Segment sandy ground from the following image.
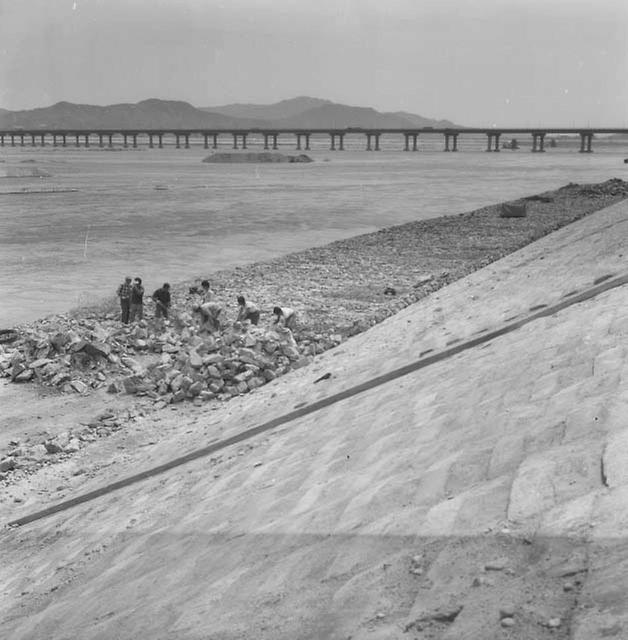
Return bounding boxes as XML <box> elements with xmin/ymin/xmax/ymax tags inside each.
<box><xmin>2</xmin><ymin>192</ymin><xmax>628</xmax><ymax>639</ymax></box>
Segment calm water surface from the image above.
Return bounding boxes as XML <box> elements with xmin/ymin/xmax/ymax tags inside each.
<box><xmin>1</xmin><ymin>136</ymin><xmax>626</xmax><ymax>326</ymax></box>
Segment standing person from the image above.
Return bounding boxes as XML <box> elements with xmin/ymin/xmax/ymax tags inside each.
<box><xmin>200</xmin><ymin>280</ymin><xmax>215</xmax><ymax>303</ymax></box>
<box><xmin>116</xmin><ymin>276</ymin><xmax>132</xmax><ymax>324</ymax></box>
<box><xmin>129</xmin><ymin>277</ymin><xmax>144</xmax><ymax>322</ymax></box>
<box><xmin>273</xmin><ymin>306</ymin><xmax>296</xmax><ymax>330</ymax></box>
<box><xmin>236</xmin><ymin>296</ymin><xmax>260</xmax><ymax>325</ymax></box>
<box><xmin>152</xmin><ymin>283</ymin><xmax>171</xmax><ymax>319</ymax></box>
<box><xmin>193</xmin><ymin>301</ymin><xmax>224</xmax><ymax>332</ymax></box>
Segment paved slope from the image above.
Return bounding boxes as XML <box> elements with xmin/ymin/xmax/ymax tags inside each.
<box><xmin>2</xmin><ymin>202</ymin><xmax>628</xmax><ymax>639</ymax></box>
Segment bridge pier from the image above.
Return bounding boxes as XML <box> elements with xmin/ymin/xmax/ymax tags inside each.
<box><xmin>329</xmin><ymin>133</ymin><xmax>344</xmax><ymax>151</ymax></box>
<box><xmin>84</xmin><ymin>134</ymin><xmax>89</xmax><ymax>147</ymax></box>
<box><xmin>149</xmin><ymin>134</ymin><xmax>154</xmax><ymax>149</ymax></box>
<box><xmin>531</xmin><ymin>132</ymin><xmax>546</xmax><ymax>152</ymax></box>
<box><xmin>108</xmin><ymin>134</ymin><xmax>113</xmax><ymax>148</ymax></box>
<box><xmin>304</xmin><ymin>133</ymin><xmax>311</xmax><ymax>150</ymax></box>
<box><xmin>99</xmin><ymin>134</ymin><xmax>104</xmax><ymax>148</ymax></box>
<box><xmin>404</xmin><ymin>133</ymin><xmax>419</xmax><ymax>151</ymax></box>
<box><xmin>31</xmin><ymin>134</ymin><xmax>36</xmax><ymax>147</ymax></box>
<box><xmin>579</xmin><ymin>132</ymin><xmax>593</xmax><ymax>153</ymax></box>
<box><xmin>1</xmin><ymin>134</ymin><xmax>5</xmax><ymax>147</ymax></box>
<box><xmin>175</xmin><ymin>134</ymin><xmax>181</xmax><ymax>149</ymax></box>
<box><xmin>123</xmin><ymin>134</ymin><xmax>129</xmax><ymax>148</ymax></box>
<box><xmin>204</xmin><ymin>134</ymin><xmax>209</xmax><ymax>149</ymax></box>
<box><xmin>11</xmin><ymin>134</ymin><xmax>15</xmax><ymax>146</ymax></box>
<box><xmin>486</xmin><ymin>132</ymin><xmax>501</xmax><ymax>151</ymax></box>
<box><xmin>75</xmin><ymin>134</ymin><xmax>80</xmax><ymax>147</ymax></box>
<box><xmin>40</xmin><ymin>134</ymin><xmax>45</xmax><ymax>146</ymax></box>
<box><xmin>132</xmin><ymin>134</ymin><xmax>137</xmax><ymax>148</ymax></box>
<box><xmin>184</xmin><ymin>133</ymin><xmax>190</xmax><ymax>149</ymax></box>
<box><xmin>158</xmin><ymin>134</ymin><xmax>163</xmax><ymax>149</ymax></box>
<box><xmin>213</xmin><ymin>134</ymin><xmax>218</xmax><ymax>149</ymax></box>
<box><xmin>232</xmin><ymin>133</ymin><xmax>248</xmax><ymax>149</ymax></box>
<box><xmin>62</xmin><ymin>134</ymin><xmax>67</xmax><ymax>147</ymax></box>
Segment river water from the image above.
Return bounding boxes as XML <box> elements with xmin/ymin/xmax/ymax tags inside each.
<box><xmin>1</xmin><ymin>134</ymin><xmax>626</xmax><ymax>326</ymax></box>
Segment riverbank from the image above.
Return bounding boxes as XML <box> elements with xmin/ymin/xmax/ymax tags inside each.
<box><xmin>4</xmin><ymin>192</ymin><xmax>628</xmax><ymax>640</ymax></box>
<box><xmin>1</xmin><ymin>178</ymin><xmax>627</xmax><ymax>484</ymax></box>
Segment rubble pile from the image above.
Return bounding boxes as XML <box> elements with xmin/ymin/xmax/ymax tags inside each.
<box><xmin>561</xmin><ymin>178</ymin><xmax>628</xmax><ymax>198</ymax></box>
<box><xmin>0</xmin><ymin>408</ymin><xmax>145</xmax><ymax>481</ymax></box>
<box><xmin>114</xmin><ymin>322</ymin><xmax>344</xmax><ymax>407</ymax></box>
<box><xmin>0</xmin><ymin>312</ymin><xmax>344</xmax><ymax>405</ymax></box>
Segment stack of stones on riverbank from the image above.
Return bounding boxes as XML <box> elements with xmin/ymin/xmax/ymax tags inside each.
<box><xmin>0</xmin><ymin>315</ymin><xmax>338</xmax><ymax>404</ymax></box>
<box><xmin>2</xmin><ymin>179</ymin><xmax>627</xmax><ymax>407</ymax></box>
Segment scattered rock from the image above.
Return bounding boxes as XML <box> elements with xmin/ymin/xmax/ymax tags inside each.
<box><xmin>0</xmin><ymin>458</ymin><xmax>16</xmax><ymax>472</ymax></box>
<box><xmin>485</xmin><ymin>559</ymin><xmax>508</xmax><ymax>571</ymax></box>
<box><xmin>501</xmin><ymin>617</ymin><xmax>515</xmax><ymax>628</ymax></box>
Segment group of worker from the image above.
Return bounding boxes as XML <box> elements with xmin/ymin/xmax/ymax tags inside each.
<box><xmin>116</xmin><ymin>276</ymin><xmax>296</xmax><ymax>331</ymax></box>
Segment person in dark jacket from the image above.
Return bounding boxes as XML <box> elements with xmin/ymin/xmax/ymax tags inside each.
<box><xmin>129</xmin><ymin>277</ymin><xmax>144</xmax><ymax>322</ymax></box>
<box><xmin>116</xmin><ymin>276</ymin><xmax>132</xmax><ymax>324</ymax></box>
<box><xmin>152</xmin><ymin>283</ymin><xmax>171</xmax><ymax>319</ymax></box>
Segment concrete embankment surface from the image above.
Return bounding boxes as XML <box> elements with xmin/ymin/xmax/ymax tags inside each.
<box><xmin>3</xmin><ymin>201</ymin><xmax>628</xmax><ymax>639</ymax></box>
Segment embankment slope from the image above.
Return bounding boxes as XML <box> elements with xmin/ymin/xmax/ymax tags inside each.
<box><xmin>2</xmin><ymin>201</ymin><xmax>628</xmax><ymax>639</ymax></box>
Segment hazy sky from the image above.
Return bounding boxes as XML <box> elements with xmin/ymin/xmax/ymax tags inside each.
<box><xmin>1</xmin><ymin>0</ymin><xmax>627</xmax><ymax>126</ymax></box>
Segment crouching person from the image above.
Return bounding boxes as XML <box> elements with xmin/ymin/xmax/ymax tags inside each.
<box><xmin>193</xmin><ymin>301</ymin><xmax>225</xmax><ymax>332</ymax></box>
<box><xmin>273</xmin><ymin>306</ymin><xmax>296</xmax><ymax>330</ymax></box>
<box><xmin>236</xmin><ymin>296</ymin><xmax>260</xmax><ymax>325</ymax></box>
<box><xmin>152</xmin><ymin>283</ymin><xmax>171</xmax><ymax>319</ymax></box>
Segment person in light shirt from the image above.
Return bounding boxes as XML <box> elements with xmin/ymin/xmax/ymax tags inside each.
<box><xmin>236</xmin><ymin>296</ymin><xmax>260</xmax><ymax>325</ymax></box>
<box><xmin>193</xmin><ymin>301</ymin><xmax>224</xmax><ymax>332</ymax></box>
<box><xmin>272</xmin><ymin>306</ymin><xmax>296</xmax><ymax>330</ymax></box>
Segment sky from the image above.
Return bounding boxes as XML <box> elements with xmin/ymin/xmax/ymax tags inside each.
<box><xmin>0</xmin><ymin>0</ymin><xmax>627</xmax><ymax>126</ymax></box>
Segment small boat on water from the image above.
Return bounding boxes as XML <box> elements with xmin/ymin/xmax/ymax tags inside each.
<box><xmin>502</xmin><ymin>138</ymin><xmax>520</xmax><ymax>150</ymax></box>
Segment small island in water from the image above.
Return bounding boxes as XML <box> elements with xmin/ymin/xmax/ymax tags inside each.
<box><xmin>202</xmin><ymin>152</ymin><xmax>313</xmax><ymax>164</ymax></box>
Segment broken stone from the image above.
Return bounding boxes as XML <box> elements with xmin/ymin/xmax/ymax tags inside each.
<box><xmin>188</xmin><ymin>381</ymin><xmax>203</xmax><ymax>396</ymax></box>
<box><xmin>64</xmin><ymin>438</ymin><xmax>81</xmax><ymax>453</ymax></box>
<box><xmin>189</xmin><ymin>351</ymin><xmax>203</xmax><ymax>368</ymax></box>
<box><xmin>70</xmin><ymin>379</ymin><xmax>88</xmax><ymax>393</ymax></box>
<box><xmin>547</xmin><ymin>618</ymin><xmax>562</xmax><ymax>629</ymax></box>
<box><xmin>29</xmin><ymin>358</ymin><xmax>54</xmax><ymax>369</ymax></box>
<box><xmin>44</xmin><ymin>441</ymin><xmax>63</xmax><ymax>454</ymax></box>
<box><xmin>0</xmin><ymin>458</ymin><xmax>16</xmax><ymax>472</ymax></box>
<box><xmin>485</xmin><ymin>559</ymin><xmax>508</xmax><ymax>571</ymax></box>
<box><xmin>78</xmin><ymin>341</ymin><xmax>111</xmax><ymax>359</ymax></box>
<box><xmin>14</xmin><ymin>368</ymin><xmax>34</xmax><ymax>382</ymax></box>
<box><xmin>501</xmin><ymin>617</ymin><xmax>515</xmax><ymax>628</ymax></box>
<box><xmin>26</xmin><ymin>444</ymin><xmax>48</xmax><ymax>460</ymax></box>
<box><xmin>107</xmin><ymin>380</ymin><xmax>123</xmax><ymax>394</ymax></box>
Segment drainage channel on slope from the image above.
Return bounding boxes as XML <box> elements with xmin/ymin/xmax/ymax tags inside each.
<box><xmin>7</xmin><ymin>273</ymin><xmax>628</xmax><ymax>528</ymax></box>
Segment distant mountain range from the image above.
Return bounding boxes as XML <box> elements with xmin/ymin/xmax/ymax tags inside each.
<box><xmin>0</xmin><ymin>97</ymin><xmax>460</xmax><ymax>130</ymax></box>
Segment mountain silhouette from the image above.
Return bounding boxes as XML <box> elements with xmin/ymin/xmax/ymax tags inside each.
<box><xmin>0</xmin><ymin>97</ymin><xmax>460</xmax><ymax>130</ymax></box>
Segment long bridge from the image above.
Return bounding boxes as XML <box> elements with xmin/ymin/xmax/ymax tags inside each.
<box><xmin>1</xmin><ymin>127</ymin><xmax>626</xmax><ymax>152</ymax></box>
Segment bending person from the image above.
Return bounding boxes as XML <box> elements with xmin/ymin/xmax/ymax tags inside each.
<box><xmin>152</xmin><ymin>283</ymin><xmax>171</xmax><ymax>319</ymax></box>
<box><xmin>272</xmin><ymin>306</ymin><xmax>296</xmax><ymax>330</ymax></box>
<box><xmin>236</xmin><ymin>296</ymin><xmax>260</xmax><ymax>325</ymax></box>
<box><xmin>193</xmin><ymin>301</ymin><xmax>225</xmax><ymax>332</ymax></box>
